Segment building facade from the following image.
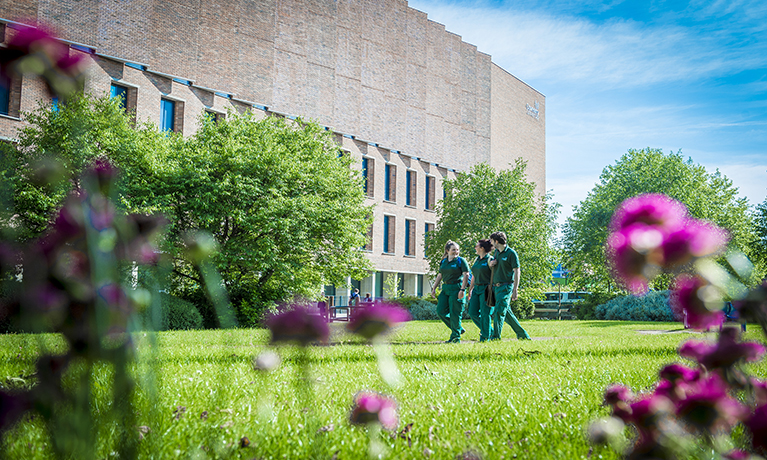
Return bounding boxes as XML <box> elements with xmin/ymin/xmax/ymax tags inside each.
<box><xmin>0</xmin><ymin>0</ymin><xmax>545</xmax><ymax>302</ymax></box>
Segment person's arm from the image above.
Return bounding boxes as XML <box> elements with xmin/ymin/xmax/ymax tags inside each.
<box><xmin>466</xmin><ymin>272</ymin><xmax>475</xmax><ymax>302</ymax></box>
<box><xmin>511</xmin><ymin>267</ymin><xmax>520</xmax><ymax>301</ymax></box>
<box><xmin>431</xmin><ymin>273</ymin><xmax>442</xmax><ymax>296</ymax></box>
<box><xmin>459</xmin><ymin>271</ymin><xmax>470</xmax><ymax>300</ymax></box>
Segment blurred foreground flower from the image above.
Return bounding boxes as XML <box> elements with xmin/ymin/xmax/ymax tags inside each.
<box><xmin>266</xmin><ymin>306</ymin><xmax>329</xmax><ymax>346</ymax></box>
<box><xmin>671</xmin><ymin>275</ymin><xmax>725</xmax><ymax>330</ymax></box>
<box><xmin>678</xmin><ymin>327</ymin><xmax>765</xmax><ymax>371</ymax></box>
<box><xmin>0</xmin><ymin>23</ymin><xmax>87</xmax><ymax>98</ymax></box>
<box><xmin>347</xmin><ymin>303</ymin><xmax>410</xmax><ymax>340</ymax></box>
<box><xmin>607</xmin><ymin>194</ymin><xmax>728</xmax><ymax>293</ymax></box>
<box><xmin>349</xmin><ymin>391</ymin><xmax>398</xmax><ymax>430</ymax></box>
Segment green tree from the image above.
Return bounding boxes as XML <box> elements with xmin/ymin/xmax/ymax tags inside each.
<box><xmin>424</xmin><ymin>161</ymin><xmax>558</xmax><ymax>318</ymax></box>
<box><xmin>2</xmin><ymin>92</ymin><xmax>168</xmax><ymax>241</ymax></box>
<box><xmin>752</xmin><ymin>197</ymin><xmax>767</xmax><ymax>275</ymax></box>
<box><xmin>561</xmin><ymin>148</ymin><xmax>755</xmax><ymax>292</ymax></box>
<box><xmin>156</xmin><ymin>113</ymin><xmax>373</xmax><ymax>326</ymax></box>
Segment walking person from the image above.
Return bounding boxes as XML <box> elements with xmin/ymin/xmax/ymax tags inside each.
<box><xmin>431</xmin><ymin>241</ymin><xmax>470</xmax><ymax>343</ymax></box>
<box><xmin>466</xmin><ymin>239</ymin><xmax>495</xmax><ymax>342</ymax></box>
<box><xmin>488</xmin><ymin>231</ymin><xmax>531</xmax><ymax>340</ymax></box>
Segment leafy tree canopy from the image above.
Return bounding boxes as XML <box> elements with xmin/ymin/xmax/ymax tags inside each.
<box><xmin>158</xmin><ymin>113</ymin><xmax>373</xmax><ymax>325</ymax></box>
<box><xmin>561</xmin><ymin>148</ymin><xmax>755</xmax><ymax>292</ymax></box>
<box><xmin>425</xmin><ymin>161</ymin><xmax>558</xmax><ymax>317</ymax></box>
<box><xmin>4</xmin><ymin>94</ymin><xmax>373</xmax><ymax>326</ymax></box>
<box><xmin>751</xmin><ymin>197</ymin><xmax>767</xmax><ymax>276</ymax></box>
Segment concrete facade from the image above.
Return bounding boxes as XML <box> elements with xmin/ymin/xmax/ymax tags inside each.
<box><xmin>0</xmin><ymin>0</ymin><xmax>545</xmax><ymax>301</ymax></box>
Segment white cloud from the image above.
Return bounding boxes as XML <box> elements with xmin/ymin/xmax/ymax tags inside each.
<box><xmin>408</xmin><ymin>0</ymin><xmax>767</xmax><ymax>88</ymax></box>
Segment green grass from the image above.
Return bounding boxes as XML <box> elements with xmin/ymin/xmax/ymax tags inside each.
<box><xmin>2</xmin><ymin>320</ymin><xmax>766</xmax><ymax>459</ymax></box>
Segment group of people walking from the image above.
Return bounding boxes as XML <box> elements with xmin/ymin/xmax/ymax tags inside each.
<box><xmin>430</xmin><ymin>231</ymin><xmax>531</xmax><ymax>343</ymax></box>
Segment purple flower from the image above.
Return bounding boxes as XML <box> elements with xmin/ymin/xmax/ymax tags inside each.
<box><xmin>347</xmin><ymin>304</ymin><xmax>410</xmax><ymax>340</ymax></box>
<box><xmin>751</xmin><ymin>378</ymin><xmax>767</xmax><ymax>406</ymax></box>
<box><xmin>606</xmin><ymin>225</ymin><xmax>662</xmax><ymax>293</ymax></box>
<box><xmin>349</xmin><ymin>391</ymin><xmax>398</xmax><ymax>430</ymax></box>
<box><xmin>603</xmin><ymin>384</ymin><xmax>634</xmax><ymax>421</ymax></box>
<box><xmin>662</xmin><ymin>220</ymin><xmax>728</xmax><ymax>268</ymax></box>
<box><xmin>745</xmin><ymin>403</ymin><xmax>767</xmax><ymax>451</ymax></box>
<box><xmin>658</xmin><ymin>363</ymin><xmax>699</xmax><ymax>383</ymax></box>
<box><xmin>266</xmin><ymin>306</ymin><xmax>329</xmax><ymax>346</ymax></box>
<box><xmin>610</xmin><ymin>194</ymin><xmax>687</xmax><ymax>233</ymax></box>
<box><xmin>679</xmin><ymin>327</ymin><xmax>765</xmax><ymax>370</ymax></box>
<box><xmin>671</xmin><ymin>275</ymin><xmax>724</xmax><ymax>330</ymax></box>
<box><xmin>0</xmin><ymin>390</ymin><xmax>32</xmax><ymax>434</ymax></box>
<box><xmin>723</xmin><ymin>450</ymin><xmax>753</xmax><ymax>460</ymax></box>
<box><xmin>675</xmin><ymin>374</ymin><xmax>747</xmax><ymax>433</ymax></box>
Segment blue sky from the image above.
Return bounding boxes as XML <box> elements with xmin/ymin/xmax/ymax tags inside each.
<box><xmin>408</xmin><ymin>0</ymin><xmax>767</xmax><ymax>231</ymax></box>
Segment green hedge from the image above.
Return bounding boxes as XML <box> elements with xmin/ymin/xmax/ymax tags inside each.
<box><xmin>143</xmin><ymin>293</ymin><xmax>204</xmax><ymax>331</ymax></box>
<box><xmin>594</xmin><ymin>290</ymin><xmax>674</xmax><ymax>322</ymax></box>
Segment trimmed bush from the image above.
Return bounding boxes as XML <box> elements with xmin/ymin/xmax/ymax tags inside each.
<box><xmin>571</xmin><ymin>291</ymin><xmax>620</xmax><ymax>320</ymax></box>
<box><xmin>594</xmin><ymin>290</ymin><xmax>674</xmax><ymax>322</ymax></box>
<box><xmin>143</xmin><ymin>293</ymin><xmax>204</xmax><ymax>331</ymax></box>
<box><xmin>390</xmin><ymin>296</ymin><xmax>440</xmax><ymax>321</ymax></box>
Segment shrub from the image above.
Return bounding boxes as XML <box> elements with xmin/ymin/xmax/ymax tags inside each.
<box><xmin>571</xmin><ymin>291</ymin><xmax>620</xmax><ymax>320</ymax></box>
<box><xmin>594</xmin><ymin>290</ymin><xmax>674</xmax><ymax>322</ymax></box>
<box><xmin>143</xmin><ymin>293</ymin><xmax>204</xmax><ymax>331</ymax></box>
<box><xmin>390</xmin><ymin>296</ymin><xmax>440</xmax><ymax>321</ymax></box>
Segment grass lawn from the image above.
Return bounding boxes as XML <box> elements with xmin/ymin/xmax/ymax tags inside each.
<box><xmin>2</xmin><ymin>320</ymin><xmax>766</xmax><ymax>459</ymax></box>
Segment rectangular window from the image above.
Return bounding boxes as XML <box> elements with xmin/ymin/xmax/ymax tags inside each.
<box><xmin>364</xmin><ymin>221</ymin><xmax>373</xmax><ymax>251</ymax></box>
<box><xmin>383</xmin><ymin>215</ymin><xmax>395</xmax><ymax>254</ymax></box>
<box><xmin>0</xmin><ymin>74</ymin><xmax>21</xmax><ymax>118</ymax></box>
<box><xmin>424</xmin><ymin>222</ymin><xmax>435</xmax><ymax>256</ymax></box>
<box><xmin>160</xmin><ymin>98</ymin><xmax>175</xmax><ymax>132</ymax></box>
<box><xmin>406</xmin><ymin>170</ymin><xmax>417</xmax><ymax>207</ymax></box>
<box><xmin>361</xmin><ymin>157</ymin><xmax>374</xmax><ymax>198</ymax></box>
<box><xmin>417</xmin><ymin>274</ymin><xmax>424</xmax><ymax>297</ymax></box>
<box><xmin>405</xmin><ymin>219</ymin><xmax>415</xmax><ymax>256</ymax></box>
<box><xmin>0</xmin><ymin>76</ymin><xmax>9</xmax><ymax>116</ymax></box>
<box><xmin>205</xmin><ymin>110</ymin><xmax>224</xmax><ymax>124</ymax></box>
<box><xmin>425</xmin><ymin>176</ymin><xmax>436</xmax><ymax>210</ymax></box>
<box><xmin>375</xmin><ymin>271</ymin><xmax>384</xmax><ymax>298</ymax></box>
<box><xmin>111</xmin><ymin>83</ymin><xmax>127</xmax><ymax>110</ymax></box>
<box><xmin>384</xmin><ymin>164</ymin><xmax>396</xmax><ymax>202</ymax></box>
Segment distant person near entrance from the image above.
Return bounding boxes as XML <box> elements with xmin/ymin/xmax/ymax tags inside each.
<box><xmin>431</xmin><ymin>240</ymin><xmax>470</xmax><ymax>343</ymax></box>
<box><xmin>488</xmin><ymin>231</ymin><xmax>531</xmax><ymax>340</ymax></box>
<box><xmin>349</xmin><ymin>288</ymin><xmax>360</xmax><ymax>306</ymax></box>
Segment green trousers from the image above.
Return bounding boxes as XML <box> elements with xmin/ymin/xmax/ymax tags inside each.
<box><xmin>468</xmin><ymin>285</ymin><xmax>494</xmax><ymax>342</ymax></box>
<box><xmin>490</xmin><ymin>284</ymin><xmax>530</xmax><ymax>340</ymax></box>
<box><xmin>437</xmin><ymin>284</ymin><xmax>465</xmax><ymax>341</ymax></box>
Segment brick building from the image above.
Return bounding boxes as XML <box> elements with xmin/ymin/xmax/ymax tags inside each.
<box><xmin>0</xmin><ymin>0</ymin><xmax>545</xmax><ymax>303</ymax></box>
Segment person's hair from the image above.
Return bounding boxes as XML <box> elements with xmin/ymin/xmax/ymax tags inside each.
<box><xmin>477</xmin><ymin>239</ymin><xmax>492</xmax><ymax>253</ymax></box>
<box><xmin>490</xmin><ymin>231</ymin><xmax>507</xmax><ymax>245</ymax></box>
<box><xmin>353</xmin><ymin>288</ymin><xmax>359</xmax><ymax>293</ymax></box>
<box><xmin>443</xmin><ymin>240</ymin><xmax>459</xmax><ymax>258</ymax></box>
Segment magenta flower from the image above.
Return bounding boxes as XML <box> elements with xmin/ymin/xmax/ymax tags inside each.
<box><xmin>662</xmin><ymin>221</ymin><xmax>728</xmax><ymax>268</ymax></box>
<box><xmin>347</xmin><ymin>304</ymin><xmax>410</xmax><ymax>340</ymax></box>
<box><xmin>679</xmin><ymin>327</ymin><xmax>765</xmax><ymax>370</ymax></box>
<box><xmin>671</xmin><ymin>275</ymin><xmax>724</xmax><ymax>330</ymax></box>
<box><xmin>745</xmin><ymin>403</ymin><xmax>767</xmax><ymax>451</ymax></box>
<box><xmin>675</xmin><ymin>374</ymin><xmax>747</xmax><ymax>433</ymax></box>
<box><xmin>724</xmin><ymin>450</ymin><xmax>753</xmax><ymax>460</ymax></box>
<box><xmin>610</xmin><ymin>194</ymin><xmax>687</xmax><ymax>233</ymax></box>
<box><xmin>603</xmin><ymin>384</ymin><xmax>634</xmax><ymax>421</ymax></box>
<box><xmin>658</xmin><ymin>363</ymin><xmax>700</xmax><ymax>383</ymax></box>
<box><xmin>266</xmin><ymin>306</ymin><xmax>329</xmax><ymax>346</ymax></box>
<box><xmin>349</xmin><ymin>391</ymin><xmax>398</xmax><ymax>430</ymax></box>
<box><xmin>606</xmin><ymin>225</ymin><xmax>662</xmax><ymax>293</ymax></box>
<box><xmin>752</xmin><ymin>378</ymin><xmax>767</xmax><ymax>406</ymax></box>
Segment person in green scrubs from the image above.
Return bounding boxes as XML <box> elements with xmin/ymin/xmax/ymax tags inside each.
<box><xmin>431</xmin><ymin>240</ymin><xmax>470</xmax><ymax>343</ymax></box>
<box><xmin>466</xmin><ymin>239</ymin><xmax>494</xmax><ymax>342</ymax></box>
<box><xmin>488</xmin><ymin>231</ymin><xmax>531</xmax><ymax>340</ymax></box>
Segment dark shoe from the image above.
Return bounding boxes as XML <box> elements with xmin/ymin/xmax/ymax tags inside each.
<box><xmin>445</xmin><ymin>338</ymin><xmax>460</xmax><ymax>343</ymax></box>
<box><xmin>518</xmin><ymin>336</ymin><xmax>531</xmax><ymax>340</ymax></box>
<box><xmin>460</xmin><ymin>328</ymin><xmax>466</xmax><ymax>335</ymax></box>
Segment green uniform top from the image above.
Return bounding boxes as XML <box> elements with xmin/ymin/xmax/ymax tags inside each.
<box><xmin>492</xmin><ymin>246</ymin><xmax>520</xmax><ymax>284</ymax></box>
<box><xmin>471</xmin><ymin>254</ymin><xmax>493</xmax><ymax>285</ymax></box>
<box><xmin>439</xmin><ymin>256</ymin><xmax>470</xmax><ymax>285</ymax></box>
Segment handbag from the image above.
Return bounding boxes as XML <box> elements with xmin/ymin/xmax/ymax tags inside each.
<box><xmin>485</xmin><ymin>263</ymin><xmax>496</xmax><ymax>307</ymax></box>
